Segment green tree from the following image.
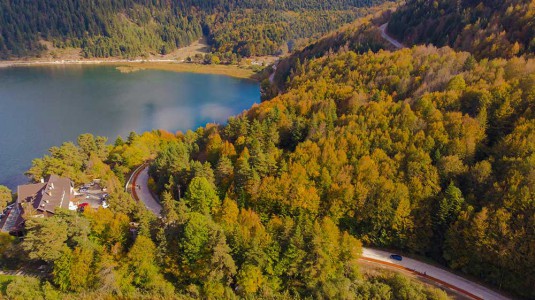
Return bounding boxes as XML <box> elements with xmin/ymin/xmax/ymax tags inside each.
<box><xmin>161</xmin><ymin>191</ymin><xmax>179</xmax><ymax>224</ymax></box>
<box><xmin>0</xmin><ymin>185</ymin><xmax>12</xmax><ymax>211</ymax></box>
<box><xmin>53</xmin><ymin>247</ymin><xmax>73</xmax><ymax>292</ymax></box>
<box><xmin>77</xmin><ymin>133</ymin><xmax>98</xmax><ymax>158</ymax></box>
<box><xmin>185</xmin><ymin>177</ymin><xmax>221</xmax><ymax>215</ymax></box>
<box><xmin>125</xmin><ymin>235</ymin><xmax>174</xmax><ymax>295</ymax></box>
<box><xmin>6</xmin><ymin>276</ymin><xmax>44</xmax><ymax>300</ymax></box>
<box><xmin>436</xmin><ymin>183</ymin><xmax>465</xmax><ymax>229</ymax></box>
<box><xmin>181</xmin><ymin>213</ymin><xmax>211</xmax><ymax>266</ymax></box>
<box><xmin>215</xmin><ymin>156</ymin><xmax>234</xmax><ymax>197</ymax></box>
<box><xmin>23</xmin><ymin>218</ymin><xmax>68</xmax><ymax>262</ymax></box>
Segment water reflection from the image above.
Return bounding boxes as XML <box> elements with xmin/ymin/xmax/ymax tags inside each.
<box><xmin>0</xmin><ymin>66</ymin><xmax>259</xmax><ymax>188</ymax></box>
<box><xmin>200</xmin><ymin>103</ymin><xmax>236</xmax><ymax>124</ymax></box>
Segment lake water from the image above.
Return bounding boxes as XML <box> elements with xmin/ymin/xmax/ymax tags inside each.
<box><xmin>0</xmin><ymin>65</ymin><xmax>260</xmax><ymax>189</ymax></box>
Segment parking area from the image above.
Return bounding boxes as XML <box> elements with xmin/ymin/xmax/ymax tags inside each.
<box><xmin>1</xmin><ymin>203</ymin><xmax>15</xmax><ymax>218</ymax></box>
<box><xmin>73</xmin><ymin>181</ymin><xmax>109</xmax><ymax>210</ymax></box>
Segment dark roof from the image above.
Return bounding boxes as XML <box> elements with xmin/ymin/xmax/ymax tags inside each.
<box><xmin>17</xmin><ymin>182</ymin><xmax>46</xmax><ymax>205</ymax></box>
<box><xmin>17</xmin><ymin>175</ymin><xmax>74</xmax><ymax>215</ymax></box>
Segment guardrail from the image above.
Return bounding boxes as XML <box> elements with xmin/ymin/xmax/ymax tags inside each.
<box><xmin>125</xmin><ymin>163</ymin><xmax>147</xmax><ymax>193</ymax></box>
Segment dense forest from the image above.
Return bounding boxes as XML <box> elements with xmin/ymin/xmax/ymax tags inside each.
<box><xmin>0</xmin><ymin>0</ymin><xmax>534</xmax><ymax>298</ymax></box>
<box><xmin>0</xmin><ymin>134</ymin><xmax>451</xmax><ymax>299</ymax></box>
<box><xmin>0</xmin><ymin>0</ymin><xmax>386</xmax><ymax>59</ymax></box>
<box><xmin>268</xmin><ymin>4</ymin><xmax>395</xmax><ymax>95</ymax></box>
<box><xmin>205</xmin><ymin>9</ymin><xmax>363</xmax><ymax>57</ymax></box>
<box><xmin>156</xmin><ymin>47</ymin><xmax>535</xmax><ymax>297</ymax></box>
<box><xmin>1</xmin><ymin>43</ymin><xmax>533</xmax><ymax>298</ymax></box>
<box><xmin>387</xmin><ymin>0</ymin><xmax>535</xmax><ymax>59</ymax></box>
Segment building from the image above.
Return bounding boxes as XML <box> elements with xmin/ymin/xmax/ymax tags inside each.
<box><xmin>0</xmin><ymin>175</ymin><xmax>75</xmax><ymax>233</ymax></box>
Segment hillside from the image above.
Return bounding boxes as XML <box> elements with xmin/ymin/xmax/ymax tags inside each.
<box><xmin>271</xmin><ymin>0</ymin><xmax>535</xmax><ymax>94</ymax></box>
<box><xmin>0</xmin><ymin>0</ymin><xmax>533</xmax><ymax>298</ymax></box>
<box><xmin>2</xmin><ymin>45</ymin><xmax>530</xmax><ymax>299</ymax></box>
<box><xmin>241</xmin><ymin>47</ymin><xmax>535</xmax><ymax>298</ymax></box>
<box><xmin>0</xmin><ymin>0</ymin><xmax>387</xmax><ymax>59</ymax></box>
<box><xmin>268</xmin><ymin>4</ymin><xmax>396</xmax><ymax>95</ymax></box>
<box><xmin>387</xmin><ymin>0</ymin><xmax>535</xmax><ymax>59</ymax></box>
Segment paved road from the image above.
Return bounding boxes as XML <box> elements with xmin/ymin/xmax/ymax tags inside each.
<box><xmin>132</xmin><ymin>164</ymin><xmax>508</xmax><ymax>300</ymax></box>
<box><xmin>268</xmin><ymin>62</ymin><xmax>277</xmax><ymax>84</ymax></box>
<box><xmin>361</xmin><ymin>248</ymin><xmax>509</xmax><ymax>300</ymax></box>
<box><xmin>133</xmin><ymin>165</ymin><xmax>162</xmax><ymax>216</ymax></box>
<box><xmin>379</xmin><ymin>23</ymin><xmax>404</xmax><ymax>49</ymax></box>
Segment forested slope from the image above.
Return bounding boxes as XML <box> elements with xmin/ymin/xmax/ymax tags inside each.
<box><xmin>191</xmin><ymin>47</ymin><xmax>535</xmax><ymax>297</ymax></box>
<box><xmin>387</xmin><ymin>0</ymin><xmax>535</xmax><ymax>59</ymax></box>
<box><xmin>1</xmin><ymin>139</ymin><xmax>450</xmax><ymax>298</ymax></box>
<box><xmin>268</xmin><ymin>5</ymin><xmax>395</xmax><ymax>95</ymax></box>
<box><xmin>8</xmin><ymin>44</ymin><xmax>533</xmax><ymax>298</ymax></box>
<box><xmin>0</xmin><ymin>0</ymin><xmax>387</xmax><ymax>59</ymax></box>
<box><xmin>0</xmin><ymin>1</ymin><xmax>533</xmax><ymax>298</ymax></box>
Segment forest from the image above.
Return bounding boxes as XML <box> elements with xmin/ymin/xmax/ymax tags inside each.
<box><xmin>0</xmin><ymin>0</ymin><xmax>386</xmax><ymax>59</ymax></box>
<box><xmin>0</xmin><ymin>132</ymin><xmax>450</xmax><ymax>299</ymax></box>
<box><xmin>205</xmin><ymin>9</ymin><xmax>364</xmax><ymax>57</ymax></box>
<box><xmin>0</xmin><ymin>0</ymin><xmax>533</xmax><ymax>298</ymax></box>
<box><xmin>0</xmin><ymin>42</ymin><xmax>533</xmax><ymax>298</ymax></box>
<box><xmin>268</xmin><ymin>4</ymin><xmax>395</xmax><ymax>95</ymax></box>
<box><xmin>387</xmin><ymin>0</ymin><xmax>535</xmax><ymax>59</ymax></box>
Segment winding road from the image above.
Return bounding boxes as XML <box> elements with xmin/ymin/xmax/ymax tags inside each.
<box><xmin>130</xmin><ymin>165</ymin><xmax>509</xmax><ymax>300</ymax></box>
<box><xmin>128</xmin><ymin>164</ymin><xmax>162</xmax><ymax>216</ymax></box>
<box><xmin>379</xmin><ymin>23</ymin><xmax>404</xmax><ymax>49</ymax></box>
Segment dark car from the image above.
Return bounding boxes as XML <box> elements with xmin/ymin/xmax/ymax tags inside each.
<box><xmin>390</xmin><ymin>254</ymin><xmax>403</xmax><ymax>261</ymax></box>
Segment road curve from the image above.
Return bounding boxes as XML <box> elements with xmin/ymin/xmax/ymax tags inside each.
<box><xmin>268</xmin><ymin>62</ymin><xmax>277</xmax><ymax>84</ymax></box>
<box><xmin>379</xmin><ymin>23</ymin><xmax>404</xmax><ymax>49</ymax></box>
<box><xmin>130</xmin><ymin>164</ymin><xmax>162</xmax><ymax>216</ymax></box>
<box><xmin>361</xmin><ymin>248</ymin><xmax>509</xmax><ymax>300</ymax></box>
<box><xmin>132</xmin><ymin>165</ymin><xmax>508</xmax><ymax>300</ymax></box>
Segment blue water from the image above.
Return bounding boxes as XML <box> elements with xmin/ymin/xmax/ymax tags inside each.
<box><xmin>0</xmin><ymin>65</ymin><xmax>259</xmax><ymax>189</ymax></box>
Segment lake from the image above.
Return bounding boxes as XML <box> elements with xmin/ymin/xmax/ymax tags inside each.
<box><xmin>0</xmin><ymin>65</ymin><xmax>260</xmax><ymax>189</ymax></box>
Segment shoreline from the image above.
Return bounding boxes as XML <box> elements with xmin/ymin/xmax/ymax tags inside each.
<box><xmin>0</xmin><ymin>59</ymin><xmax>259</xmax><ymax>80</ymax></box>
<box><xmin>0</xmin><ymin>58</ymin><xmax>175</xmax><ymax>67</ymax></box>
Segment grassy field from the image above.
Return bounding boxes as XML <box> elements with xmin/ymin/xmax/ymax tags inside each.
<box><xmin>115</xmin><ymin>62</ymin><xmax>260</xmax><ymax>80</ymax></box>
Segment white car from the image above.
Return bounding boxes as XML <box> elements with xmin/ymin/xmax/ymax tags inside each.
<box><xmin>68</xmin><ymin>202</ymin><xmax>78</xmax><ymax>211</ymax></box>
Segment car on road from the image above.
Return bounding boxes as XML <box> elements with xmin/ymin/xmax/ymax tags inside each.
<box><xmin>389</xmin><ymin>254</ymin><xmax>403</xmax><ymax>261</ymax></box>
